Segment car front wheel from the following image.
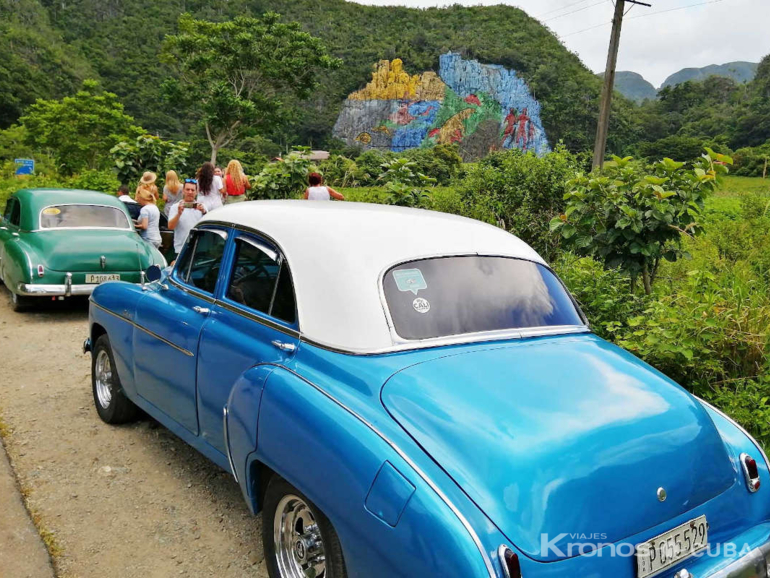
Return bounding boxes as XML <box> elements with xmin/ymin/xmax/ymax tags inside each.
<box><xmin>263</xmin><ymin>475</ymin><xmax>347</xmax><ymax>578</ymax></box>
<box><xmin>91</xmin><ymin>334</ymin><xmax>138</xmax><ymax>424</ymax></box>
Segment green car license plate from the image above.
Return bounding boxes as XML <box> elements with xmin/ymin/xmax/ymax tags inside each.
<box><xmin>85</xmin><ymin>274</ymin><xmax>120</xmax><ymax>284</ymax></box>
<box><xmin>636</xmin><ymin>515</ymin><xmax>708</xmax><ymax>578</ymax></box>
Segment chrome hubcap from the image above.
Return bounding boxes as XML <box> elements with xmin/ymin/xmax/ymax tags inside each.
<box><xmin>94</xmin><ymin>349</ymin><xmax>113</xmax><ymax>409</ymax></box>
<box><xmin>274</xmin><ymin>494</ymin><xmax>326</xmax><ymax>578</ymax></box>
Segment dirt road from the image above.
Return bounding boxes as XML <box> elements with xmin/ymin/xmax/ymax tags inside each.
<box><xmin>0</xmin><ymin>290</ymin><xmax>268</xmax><ymax>578</ymax></box>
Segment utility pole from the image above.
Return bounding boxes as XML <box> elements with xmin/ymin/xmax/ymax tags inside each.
<box><xmin>593</xmin><ymin>0</ymin><xmax>651</xmax><ymax>170</ymax></box>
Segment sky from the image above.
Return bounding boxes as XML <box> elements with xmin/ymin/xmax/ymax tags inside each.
<box><xmin>348</xmin><ymin>0</ymin><xmax>769</xmax><ymax>88</ymax></box>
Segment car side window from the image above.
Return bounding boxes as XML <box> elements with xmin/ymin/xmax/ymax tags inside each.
<box><xmin>177</xmin><ymin>229</ymin><xmax>227</xmax><ymax>295</ymax></box>
<box><xmin>226</xmin><ymin>237</ymin><xmax>297</xmax><ymax>325</ymax></box>
<box><xmin>4</xmin><ymin>199</ymin><xmax>20</xmax><ymax>227</ymax></box>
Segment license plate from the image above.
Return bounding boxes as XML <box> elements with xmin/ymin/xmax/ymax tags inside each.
<box><xmin>636</xmin><ymin>515</ymin><xmax>708</xmax><ymax>578</ymax></box>
<box><xmin>85</xmin><ymin>274</ymin><xmax>120</xmax><ymax>284</ymax></box>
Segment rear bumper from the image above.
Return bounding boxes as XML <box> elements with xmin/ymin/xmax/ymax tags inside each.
<box><xmin>17</xmin><ymin>279</ymin><xmax>95</xmax><ymax>297</ymax></box>
<box><xmin>17</xmin><ymin>271</ymin><xmax>145</xmax><ymax>297</ymax></box>
<box><xmin>709</xmin><ymin>539</ymin><xmax>770</xmax><ymax>577</ymax></box>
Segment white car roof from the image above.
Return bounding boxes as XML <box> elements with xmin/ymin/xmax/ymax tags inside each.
<box><xmin>201</xmin><ymin>200</ymin><xmax>547</xmax><ymax>353</ymax></box>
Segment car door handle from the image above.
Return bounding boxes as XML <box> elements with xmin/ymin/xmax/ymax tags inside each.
<box><xmin>193</xmin><ymin>306</ymin><xmax>211</xmax><ymax>315</ymax></box>
<box><xmin>271</xmin><ymin>340</ymin><xmax>297</xmax><ymax>353</ymax></box>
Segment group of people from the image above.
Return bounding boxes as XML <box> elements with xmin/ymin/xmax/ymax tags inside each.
<box><xmin>116</xmin><ymin>160</ymin><xmax>344</xmax><ymax>259</ymax></box>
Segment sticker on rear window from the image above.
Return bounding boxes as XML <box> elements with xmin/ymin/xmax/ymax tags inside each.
<box><xmin>413</xmin><ymin>298</ymin><xmax>431</xmax><ymax>314</ymax></box>
<box><xmin>42</xmin><ymin>207</ymin><xmax>61</xmax><ymax>215</ymax></box>
<box><xmin>393</xmin><ymin>269</ymin><xmax>427</xmax><ymax>295</ymax></box>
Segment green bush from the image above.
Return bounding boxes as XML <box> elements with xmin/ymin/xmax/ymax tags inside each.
<box><xmin>68</xmin><ymin>169</ymin><xmax>120</xmax><ymax>193</ymax></box>
<box><xmin>458</xmin><ymin>144</ymin><xmax>588</xmax><ymax>260</ymax></box>
<box><xmin>732</xmin><ymin>144</ymin><xmax>770</xmax><ymax>177</ymax></box>
<box><xmin>250</xmin><ymin>149</ymin><xmax>314</xmax><ymax>200</ymax></box>
<box><xmin>552</xmin><ymin>151</ymin><xmax>730</xmax><ymax>293</ymax></box>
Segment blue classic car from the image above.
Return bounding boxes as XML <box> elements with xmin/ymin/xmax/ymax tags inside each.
<box><xmin>85</xmin><ymin>201</ymin><xmax>770</xmax><ymax>578</ymax></box>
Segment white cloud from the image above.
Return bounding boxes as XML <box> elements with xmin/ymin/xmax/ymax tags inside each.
<box><xmin>347</xmin><ymin>0</ymin><xmax>769</xmax><ymax>88</ymax></box>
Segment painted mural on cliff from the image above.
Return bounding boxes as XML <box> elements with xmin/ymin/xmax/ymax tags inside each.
<box><xmin>333</xmin><ymin>52</ymin><xmax>550</xmax><ymax>160</ymax></box>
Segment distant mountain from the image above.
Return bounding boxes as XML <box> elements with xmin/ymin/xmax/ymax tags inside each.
<box><xmin>602</xmin><ymin>71</ymin><xmax>657</xmax><ymax>103</ymax></box>
<box><xmin>661</xmin><ymin>62</ymin><xmax>759</xmax><ymax>89</ymax></box>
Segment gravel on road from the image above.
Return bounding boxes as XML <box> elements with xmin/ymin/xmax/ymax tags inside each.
<box><xmin>0</xmin><ymin>291</ymin><xmax>269</xmax><ymax>578</ymax></box>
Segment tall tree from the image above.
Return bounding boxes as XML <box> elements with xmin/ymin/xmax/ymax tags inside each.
<box><xmin>20</xmin><ymin>80</ymin><xmax>142</xmax><ymax>174</ymax></box>
<box><xmin>161</xmin><ymin>12</ymin><xmax>341</xmax><ymax>164</ymax></box>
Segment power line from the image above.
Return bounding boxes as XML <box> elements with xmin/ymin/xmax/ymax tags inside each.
<box><xmin>536</xmin><ymin>0</ymin><xmax>597</xmax><ymax>19</ymax></box>
<box><xmin>561</xmin><ymin>0</ymin><xmax>726</xmax><ymax>37</ymax></box>
<box><xmin>626</xmin><ymin>0</ymin><xmax>724</xmax><ymax>20</ymax></box>
<box><xmin>543</xmin><ymin>0</ymin><xmax>609</xmax><ymax>22</ymax></box>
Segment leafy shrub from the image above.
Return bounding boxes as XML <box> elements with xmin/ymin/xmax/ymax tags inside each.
<box><xmin>378</xmin><ymin>158</ymin><xmax>436</xmax><ymax>208</ymax></box>
<box><xmin>111</xmin><ymin>134</ymin><xmax>190</xmax><ymax>186</ymax></box>
<box><xmin>353</xmin><ymin>150</ymin><xmax>391</xmax><ymax>186</ymax></box>
<box><xmin>552</xmin><ymin>151</ymin><xmax>730</xmax><ymax>293</ymax></box>
<box><xmin>732</xmin><ymin>144</ymin><xmax>770</xmax><ymax>177</ymax></box>
<box><xmin>68</xmin><ymin>169</ymin><xmax>120</xmax><ymax>193</ymax></box>
<box><xmin>401</xmin><ymin>144</ymin><xmax>463</xmax><ymax>186</ymax></box>
<box><xmin>703</xmin><ymin>378</ymin><xmax>770</xmax><ymax>448</ymax></box>
<box><xmin>250</xmin><ymin>149</ymin><xmax>314</xmax><ymax>200</ymax></box>
<box><xmin>317</xmin><ymin>155</ymin><xmax>358</xmax><ymax>188</ymax></box>
<box><xmin>458</xmin><ymin>144</ymin><xmax>587</xmax><ymax>260</ymax></box>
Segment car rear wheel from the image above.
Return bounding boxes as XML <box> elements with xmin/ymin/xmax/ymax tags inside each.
<box><xmin>91</xmin><ymin>334</ymin><xmax>138</xmax><ymax>424</ymax></box>
<box><xmin>10</xmin><ymin>291</ymin><xmax>33</xmax><ymax>312</ymax></box>
<box><xmin>263</xmin><ymin>476</ymin><xmax>347</xmax><ymax>578</ymax></box>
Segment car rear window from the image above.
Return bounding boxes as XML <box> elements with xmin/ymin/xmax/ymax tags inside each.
<box><xmin>383</xmin><ymin>256</ymin><xmax>584</xmax><ymax>340</ymax></box>
<box><xmin>39</xmin><ymin>205</ymin><xmax>130</xmax><ymax>229</ymax></box>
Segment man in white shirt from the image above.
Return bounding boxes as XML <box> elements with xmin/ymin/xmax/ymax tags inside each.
<box><xmin>116</xmin><ymin>184</ymin><xmax>136</xmax><ymax>203</ymax></box>
<box><xmin>168</xmin><ymin>179</ymin><xmax>205</xmax><ymax>257</ymax></box>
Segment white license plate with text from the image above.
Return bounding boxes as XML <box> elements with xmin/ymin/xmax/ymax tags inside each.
<box><xmin>636</xmin><ymin>515</ymin><xmax>708</xmax><ymax>578</ymax></box>
<box><xmin>85</xmin><ymin>274</ymin><xmax>120</xmax><ymax>284</ymax></box>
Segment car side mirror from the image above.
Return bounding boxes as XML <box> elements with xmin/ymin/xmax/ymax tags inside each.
<box><xmin>146</xmin><ymin>265</ymin><xmax>162</xmax><ymax>282</ymax></box>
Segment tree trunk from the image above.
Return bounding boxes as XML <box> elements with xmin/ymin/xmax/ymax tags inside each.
<box><xmin>210</xmin><ymin>145</ymin><xmax>219</xmax><ymax>167</ymax></box>
<box><xmin>642</xmin><ymin>264</ymin><xmax>652</xmax><ymax>295</ymax></box>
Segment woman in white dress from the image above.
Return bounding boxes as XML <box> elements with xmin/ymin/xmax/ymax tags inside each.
<box><xmin>303</xmin><ymin>172</ymin><xmax>345</xmax><ymax>201</ymax></box>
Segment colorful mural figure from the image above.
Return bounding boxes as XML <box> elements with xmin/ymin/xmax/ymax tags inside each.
<box><xmin>333</xmin><ymin>53</ymin><xmax>550</xmax><ymax>159</ymax></box>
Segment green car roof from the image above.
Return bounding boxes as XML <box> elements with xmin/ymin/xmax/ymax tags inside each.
<box><xmin>13</xmin><ymin>188</ymin><xmax>129</xmax><ymax>231</ymax></box>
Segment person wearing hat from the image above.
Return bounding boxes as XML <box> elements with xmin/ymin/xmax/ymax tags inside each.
<box><xmin>134</xmin><ymin>187</ymin><xmax>162</xmax><ymax>249</ymax></box>
<box><xmin>136</xmin><ymin>171</ymin><xmax>159</xmax><ymax>204</ymax></box>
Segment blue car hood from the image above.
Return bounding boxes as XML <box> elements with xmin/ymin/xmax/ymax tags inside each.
<box><xmin>381</xmin><ymin>334</ymin><xmax>735</xmax><ymax>561</ymax></box>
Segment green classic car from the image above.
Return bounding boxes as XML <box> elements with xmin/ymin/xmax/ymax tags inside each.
<box><xmin>0</xmin><ymin>188</ymin><xmax>166</xmax><ymax>311</ymax></box>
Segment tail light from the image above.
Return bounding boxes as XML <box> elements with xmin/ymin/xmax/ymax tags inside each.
<box><xmin>499</xmin><ymin>545</ymin><xmax>522</xmax><ymax>578</ymax></box>
<box><xmin>740</xmin><ymin>453</ymin><xmax>761</xmax><ymax>493</ymax></box>
<box><xmin>37</xmin><ymin>265</ymin><xmax>44</xmax><ymax>277</ymax></box>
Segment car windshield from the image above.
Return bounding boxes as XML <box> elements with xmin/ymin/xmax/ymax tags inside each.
<box><xmin>383</xmin><ymin>256</ymin><xmax>584</xmax><ymax>340</ymax></box>
<box><xmin>39</xmin><ymin>205</ymin><xmax>131</xmax><ymax>230</ymax></box>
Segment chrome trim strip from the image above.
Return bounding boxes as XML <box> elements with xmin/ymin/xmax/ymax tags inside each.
<box><xmin>36</xmin><ymin>203</ymin><xmax>132</xmax><ymax>231</ymax></box>
<box><xmin>740</xmin><ymin>452</ymin><xmax>761</xmax><ymax>493</ymax></box>
<box><xmin>90</xmin><ymin>302</ymin><xmax>195</xmax><ymax>357</ymax></box>
<box><xmin>17</xmin><ymin>282</ymin><xmax>96</xmax><ymax>297</ymax></box>
<box><xmin>300</xmin><ymin>325</ymin><xmax>590</xmax><ymax>356</ymax></box>
<box><xmin>167</xmin><ymin>276</ymin><xmax>216</xmax><ymax>304</ymax></box>
<box><xmin>699</xmin><ymin>398</ymin><xmax>770</xmax><ymax>470</ymax></box>
<box><xmin>274</xmin><ymin>365</ymin><xmax>497</xmax><ymax>577</ymax></box>
<box><xmin>223</xmin><ymin>406</ymin><xmax>238</xmax><ymax>483</ymax></box>
<box><xmin>65</xmin><ymin>272</ymin><xmax>72</xmax><ymax>297</ymax></box>
<box><xmin>498</xmin><ymin>544</ymin><xmax>513</xmax><ymax>578</ymax></box>
<box><xmin>709</xmin><ymin>539</ymin><xmax>770</xmax><ymax>577</ymax></box>
<box><xmin>217</xmin><ymin>300</ymin><xmax>300</xmax><ymax>338</ymax></box>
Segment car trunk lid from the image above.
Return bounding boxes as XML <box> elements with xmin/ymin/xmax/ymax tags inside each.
<box><xmin>31</xmin><ymin>230</ymin><xmax>144</xmax><ymax>273</ymax></box>
<box><xmin>380</xmin><ymin>334</ymin><xmax>735</xmax><ymax>561</ymax></box>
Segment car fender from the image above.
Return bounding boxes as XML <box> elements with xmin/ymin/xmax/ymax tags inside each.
<box><xmin>89</xmin><ymin>282</ymin><xmax>149</xmax><ymax>398</ymax></box>
<box><xmin>242</xmin><ymin>365</ymin><xmax>495</xmax><ymax>578</ymax></box>
<box><xmin>2</xmin><ymin>237</ymin><xmax>35</xmax><ymax>289</ymax></box>
<box><xmin>224</xmin><ymin>364</ymin><xmax>278</xmax><ymax>510</ymax></box>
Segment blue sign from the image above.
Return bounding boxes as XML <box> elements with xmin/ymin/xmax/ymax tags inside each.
<box><xmin>14</xmin><ymin>159</ymin><xmax>34</xmax><ymax>176</ymax></box>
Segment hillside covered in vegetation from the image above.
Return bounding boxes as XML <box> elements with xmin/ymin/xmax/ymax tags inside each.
<box><xmin>1</xmin><ymin>0</ymin><xmax>640</xmax><ymax>155</ymax></box>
